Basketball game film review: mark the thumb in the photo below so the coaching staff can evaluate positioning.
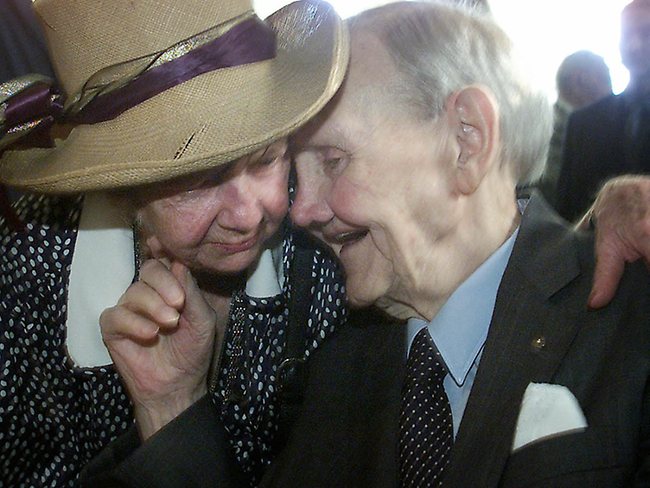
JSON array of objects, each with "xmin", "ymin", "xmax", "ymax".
[
  {"xmin": 588, "ymin": 251, "xmax": 624, "ymax": 309},
  {"xmin": 170, "ymin": 262, "xmax": 216, "ymax": 332}
]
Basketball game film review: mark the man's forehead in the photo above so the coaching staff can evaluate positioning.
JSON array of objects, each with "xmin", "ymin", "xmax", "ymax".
[
  {"xmin": 291, "ymin": 113, "xmax": 351, "ymax": 151},
  {"xmin": 291, "ymin": 30, "xmax": 398, "ymax": 151},
  {"xmin": 349, "ymin": 29, "xmax": 397, "ymax": 84}
]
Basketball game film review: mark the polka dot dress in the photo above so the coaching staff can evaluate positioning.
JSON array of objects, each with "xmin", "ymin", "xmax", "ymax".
[
  {"xmin": 0, "ymin": 194, "xmax": 133, "ymax": 487},
  {"xmin": 213, "ymin": 228, "xmax": 348, "ymax": 484},
  {"xmin": 399, "ymin": 327, "xmax": 453, "ymax": 487},
  {"xmin": 0, "ymin": 194, "xmax": 348, "ymax": 487}
]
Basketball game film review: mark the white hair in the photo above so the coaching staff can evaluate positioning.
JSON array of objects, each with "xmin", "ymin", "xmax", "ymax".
[{"xmin": 348, "ymin": 1, "xmax": 553, "ymax": 184}]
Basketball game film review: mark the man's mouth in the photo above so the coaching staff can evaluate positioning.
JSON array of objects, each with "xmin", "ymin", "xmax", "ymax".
[{"xmin": 332, "ymin": 229, "xmax": 368, "ymax": 247}]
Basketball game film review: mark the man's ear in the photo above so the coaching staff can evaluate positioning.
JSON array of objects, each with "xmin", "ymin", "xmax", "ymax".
[{"xmin": 446, "ymin": 85, "xmax": 498, "ymax": 195}]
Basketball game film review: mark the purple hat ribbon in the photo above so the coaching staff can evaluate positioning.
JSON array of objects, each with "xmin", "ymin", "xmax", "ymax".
[{"xmin": 0, "ymin": 12, "xmax": 276, "ymax": 151}]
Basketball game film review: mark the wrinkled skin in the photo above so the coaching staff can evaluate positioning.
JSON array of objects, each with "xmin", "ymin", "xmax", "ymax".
[{"xmin": 100, "ymin": 141, "xmax": 290, "ymax": 439}]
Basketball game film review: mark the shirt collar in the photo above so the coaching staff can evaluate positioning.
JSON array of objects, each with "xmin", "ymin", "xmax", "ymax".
[
  {"xmin": 67, "ymin": 193, "xmax": 136, "ymax": 367},
  {"xmin": 406, "ymin": 228, "xmax": 518, "ymax": 386},
  {"xmin": 554, "ymin": 98, "xmax": 573, "ymax": 116},
  {"xmin": 245, "ymin": 244, "xmax": 284, "ymax": 298},
  {"xmin": 67, "ymin": 193, "xmax": 284, "ymax": 367}
]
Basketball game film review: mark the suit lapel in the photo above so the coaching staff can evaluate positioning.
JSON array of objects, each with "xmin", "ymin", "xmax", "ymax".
[
  {"xmin": 351, "ymin": 312, "xmax": 405, "ymax": 488},
  {"xmin": 262, "ymin": 309, "xmax": 405, "ymax": 487},
  {"xmin": 444, "ymin": 195, "xmax": 588, "ymax": 487}
]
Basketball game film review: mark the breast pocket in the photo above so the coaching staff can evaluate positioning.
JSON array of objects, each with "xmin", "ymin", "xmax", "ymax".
[{"xmin": 499, "ymin": 428, "xmax": 635, "ymax": 487}]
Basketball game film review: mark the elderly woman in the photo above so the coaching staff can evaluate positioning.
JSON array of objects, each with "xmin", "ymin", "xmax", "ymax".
[
  {"xmin": 0, "ymin": 0, "xmax": 348, "ymax": 486},
  {"xmin": 288, "ymin": 2, "xmax": 650, "ymax": 486}
]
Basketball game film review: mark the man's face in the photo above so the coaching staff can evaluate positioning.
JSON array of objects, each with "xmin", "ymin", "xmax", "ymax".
[
  {"xmin": 291, "ymin": 32, "xmax": 458, "ymax": 309},
  {"xmin": 620, "ymin": 5, "xmax": 650, "ymax": 80}
]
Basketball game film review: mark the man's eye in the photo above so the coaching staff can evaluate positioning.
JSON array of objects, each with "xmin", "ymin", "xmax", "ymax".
[
  {"xmin": 323, "ymin": 155, "xmax": 347, "ymax": 175},
  {"xmin": 325, "ymin": 157, "xmax": 342, "ymax": 167}
]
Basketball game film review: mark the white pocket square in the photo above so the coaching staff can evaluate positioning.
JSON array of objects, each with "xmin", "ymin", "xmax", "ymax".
[{"xmin": 512, "ymin": 382, "xmax": 587, "ymax": 452}]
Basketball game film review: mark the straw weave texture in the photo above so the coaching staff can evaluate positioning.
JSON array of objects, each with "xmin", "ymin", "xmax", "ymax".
[{"xmin": 0, "ymin": 0, "xmax": 348, "ymax": 193}]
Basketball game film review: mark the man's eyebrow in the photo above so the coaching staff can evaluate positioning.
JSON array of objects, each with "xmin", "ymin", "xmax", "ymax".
[{"xmin": 290, "ymin": 126, "xmax": 352, "ymax": 152}]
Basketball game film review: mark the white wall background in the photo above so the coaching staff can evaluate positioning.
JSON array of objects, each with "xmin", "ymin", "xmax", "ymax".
[
  {"xmin": 254, "ymin": 0, "xmax": 632, "ymax": 99},
  {"xmin": 489, "ymin": 0, "xmax": 630, "ymax": 96}
]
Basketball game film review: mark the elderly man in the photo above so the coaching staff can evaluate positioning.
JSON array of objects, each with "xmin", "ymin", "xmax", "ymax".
[{"xmin": 288, "ymin": 2, "xmax": 649, "ymax": 486}]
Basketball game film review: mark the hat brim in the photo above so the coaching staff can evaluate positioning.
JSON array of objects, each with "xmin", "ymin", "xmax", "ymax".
[{"xmin": 0, "ymin": 0, "xmax": 349, "ymax": 193}]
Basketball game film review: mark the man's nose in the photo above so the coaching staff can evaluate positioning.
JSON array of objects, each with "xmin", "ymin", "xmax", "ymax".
[{"xmin": 290, "ymin": 167, "xmax": 334, "ymax": 228}]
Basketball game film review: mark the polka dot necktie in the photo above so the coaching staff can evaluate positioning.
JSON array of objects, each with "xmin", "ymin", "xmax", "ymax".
[{"xmin": 399, "ymin": 327, "xmax": 454, "ymax": 487}]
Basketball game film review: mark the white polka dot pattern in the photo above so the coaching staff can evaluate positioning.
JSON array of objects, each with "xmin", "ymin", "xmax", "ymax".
[
  {"xmin": 212, "ymin": 228, "xmax": 348, "ymax": 484},
  {"xmin": 399, "ymin": 327, "xmax": 453, "ymax": 488},
  {"xmin": 0, "ymin": 194, "xmax": 133, "ymax": 487},
  {"xmin": 0, "ymin": 194, "xmax": 348, "ymax": 487}
]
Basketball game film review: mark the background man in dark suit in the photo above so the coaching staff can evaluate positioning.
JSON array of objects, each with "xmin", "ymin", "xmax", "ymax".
[
  {"xmin": 538, "ymin": 50, "xmax": 612, "ymax": 207},
  {"xmin": 0, "ymin": 0, "xmax": 56, "ymax": 206},
  {"xmin": 556, "ymin": 0, "xmax": 650, "ymax": 221},
  {"xmin": 0, "ymin": 0, "xmax": 54, "ymax": 82},
  {"xmin": 81, "ymin": 2, "xmax": 650, "ymax": 487}
]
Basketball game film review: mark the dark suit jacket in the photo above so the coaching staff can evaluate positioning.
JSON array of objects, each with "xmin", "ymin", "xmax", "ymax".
[
  {"xmin": 556, "ymin": 92, "xmax": 649, "ymax": 221},
  {"xmin": 81, "ymin": 195, "xmax": 650, "ymax": 487},
  {"xmin": 0, "ymin": 0, "xmax": 55, "ymax": 83}
]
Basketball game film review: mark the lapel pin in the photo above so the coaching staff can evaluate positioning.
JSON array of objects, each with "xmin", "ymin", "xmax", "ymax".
[{"xmin": 531, "ymin": 336, "xmax": 546, "ymax": 351}]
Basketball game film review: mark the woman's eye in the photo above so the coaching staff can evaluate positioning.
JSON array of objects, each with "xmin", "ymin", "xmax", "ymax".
[
  {"xmin": 182, "ymin": 166, "xmax": 230, "ymax": 193},
  {"xmin": 257, "ymin": 151, "xmax": 290, "ymax": 169},
  {"xmin": 183, "ymin": 179, "xmax": 209, "ymax": 193}
]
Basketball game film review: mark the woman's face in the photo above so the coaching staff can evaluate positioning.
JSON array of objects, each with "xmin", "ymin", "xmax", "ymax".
[{"xmin": 137, "ymin": 139, "xmax": 290, "ymax": 277}]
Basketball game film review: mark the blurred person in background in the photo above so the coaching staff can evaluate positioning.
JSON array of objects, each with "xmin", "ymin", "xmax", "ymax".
[
  {"xmin": 557, "ymin": 0, "xmax": 650, "ymax": 221},
  {"xmin": 538, "ymin": 50, "xmax": 612, "ymax": 206}
]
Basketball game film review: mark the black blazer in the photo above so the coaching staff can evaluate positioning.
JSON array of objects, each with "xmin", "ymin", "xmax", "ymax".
[
  {"xmin": 556, "ymin": 92, "xmax": 649, "ymax": 221},
  {"xmin": 81, "ymin": 196, "xmax": 650, "ymax": 487},
  {"xmin": 266, "ymin": 195, "xmax": 650, "ymax": 487}
]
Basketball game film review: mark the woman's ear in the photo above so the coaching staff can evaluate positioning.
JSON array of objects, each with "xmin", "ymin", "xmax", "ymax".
[
  {"xmin": 446, "ymin": 85, "xmax": 499, "ymax": 195},
  {"xmin": 133, "ymin": 215, "xmax": 165, "ymax": 260},
  {"xmin": 142, "ymin": 234, "xmax": 165, "ymax": 260}
]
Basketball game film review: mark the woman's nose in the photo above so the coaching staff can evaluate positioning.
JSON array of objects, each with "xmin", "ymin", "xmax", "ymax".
[{"xmin": 216, "ymin": 179, "xmax": 264, "ymax": 232}]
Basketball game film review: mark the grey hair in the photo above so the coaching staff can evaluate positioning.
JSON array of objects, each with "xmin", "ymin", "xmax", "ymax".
[{"xmin": 348, "ymin": 1, "xmax": 553, "ymax": 185}]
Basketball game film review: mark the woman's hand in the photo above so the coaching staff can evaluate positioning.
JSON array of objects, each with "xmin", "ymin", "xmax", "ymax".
[{"xmin": 100, "ymin": 259, "xmax": 218, "ymax": 440}]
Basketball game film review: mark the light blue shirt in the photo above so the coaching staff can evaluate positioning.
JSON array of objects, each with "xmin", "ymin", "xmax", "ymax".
[{"xmin": 406, "ymin": 229, "xmax": 519, "ymax": 437}]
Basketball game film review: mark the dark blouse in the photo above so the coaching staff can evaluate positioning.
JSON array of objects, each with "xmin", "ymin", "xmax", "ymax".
[
  {"xmin": 0, "ymin": 194, "xmax": 132, "ymax": 487},
  {"xmin": 0, "ymin": 193, "xmax": 347, "ymax": 487}
]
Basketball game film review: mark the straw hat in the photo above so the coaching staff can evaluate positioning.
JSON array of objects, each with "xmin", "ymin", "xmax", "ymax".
[{"xmin": 0, "ymin": 0, "xmax": 348, "ymax": 193}]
